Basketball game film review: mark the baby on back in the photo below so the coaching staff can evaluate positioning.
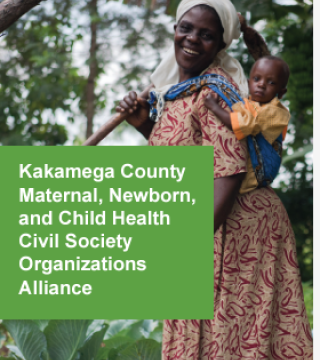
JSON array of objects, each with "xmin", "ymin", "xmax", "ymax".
[{"xmin": 204, "ymin": 56, "xmax": 290, "ymax": 193}]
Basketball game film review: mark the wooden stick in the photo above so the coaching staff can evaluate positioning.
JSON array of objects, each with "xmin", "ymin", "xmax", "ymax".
[
  {"xmin": 82, "ymin": 112, "xmax": 127, "ymax": 146},
  {"xmin": 82, "ymin": 84, "xmax": 154, "ymax": 146}
]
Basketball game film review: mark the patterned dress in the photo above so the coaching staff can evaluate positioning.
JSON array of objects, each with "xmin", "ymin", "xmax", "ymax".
[{"xmin": 148, "ymin": 66, "xmax": 313, "ymax": 360}]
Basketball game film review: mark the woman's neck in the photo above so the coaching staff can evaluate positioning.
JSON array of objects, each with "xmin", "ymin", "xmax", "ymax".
[
  {"xmin": 178, "ymin": 68, "xmax": 201, "ymax": 82},
  {"xmin": 178, "ymin": 62, "xmax": 217, "ymax": 82}
]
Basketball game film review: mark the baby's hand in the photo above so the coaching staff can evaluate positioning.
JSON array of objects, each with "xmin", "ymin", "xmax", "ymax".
[
  {"xmin": 204, "ymin": 93, "xmax": 220, "ymax": 112},
  {"xmin": 204, "ymin": 92, "xmax": 231, "ymax": 129}
]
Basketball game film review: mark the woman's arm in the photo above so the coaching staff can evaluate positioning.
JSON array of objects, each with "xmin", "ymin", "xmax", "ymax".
[{"xmin": 214, "ymin": 173, "xmax": 245, "ymax": 233}]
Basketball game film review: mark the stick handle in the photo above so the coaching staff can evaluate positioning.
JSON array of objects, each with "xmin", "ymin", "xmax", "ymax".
[{"xmin": 82, "ymin": 112, "xmax": 127, "ymax": 146}]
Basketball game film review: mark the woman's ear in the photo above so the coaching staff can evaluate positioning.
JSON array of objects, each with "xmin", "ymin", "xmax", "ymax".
[{"xmin": 277, "ymin": 88, "xmax": 287, "ymax": 99}]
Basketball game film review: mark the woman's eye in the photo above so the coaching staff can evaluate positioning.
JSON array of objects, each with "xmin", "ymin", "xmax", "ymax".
[
  {"xmin": 201, "ymin": 33, "xmax": 213, "ymax": 40},
  {"xmin": 179, "ymin": 25, "xmax": 190, "ymax": 31}
]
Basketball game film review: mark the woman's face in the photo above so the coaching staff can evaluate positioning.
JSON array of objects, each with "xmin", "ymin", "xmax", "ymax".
[{"xmin": 174, "ymin": 6, "xmax": 224, "ymax": 82}]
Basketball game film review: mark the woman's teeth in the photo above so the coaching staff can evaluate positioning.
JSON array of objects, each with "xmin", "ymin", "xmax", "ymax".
[{"xmin": 183, "ymin": 47, "xmax": 199, "ymax": 55}]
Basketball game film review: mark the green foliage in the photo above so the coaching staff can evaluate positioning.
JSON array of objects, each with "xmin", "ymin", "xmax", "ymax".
[
  {"xmin": 111, "ymin": 339, "xmax": 161, "ymax": 360},
  {"xmin": 0, "ymin": 0, "xmax": 87, "ymax": 145},
  {"xmin": 1, "ymin": 320, "xmax": 163, "ymax": 360},
  {"xmin": 1, "ymin": 1, "xmax": 173, "ymax": 143},
  {"xmin": 79, "ymin": 325, "xmax": 108, "ymax": 360},
  {"xmin": 302, "ymin": 282, "xmax": 313, "ymax": 329},
  {"xmin": 44, "ymin": 320, "xmax": 92, "ymax": 360},
  {"xmin": 3, "ymin": 320, "xmax": 48, "ymax": 360}
]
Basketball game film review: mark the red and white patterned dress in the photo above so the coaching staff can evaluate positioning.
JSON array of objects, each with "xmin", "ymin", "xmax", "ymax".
[{"xmin": 148, "ymin": 66, "xmax": 313, "ymax": 360}]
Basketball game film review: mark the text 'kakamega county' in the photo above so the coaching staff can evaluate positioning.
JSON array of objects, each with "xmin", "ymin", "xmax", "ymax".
[{"xmin": 19, "ymin": 163, "xmax": 186, "ymax": 182}]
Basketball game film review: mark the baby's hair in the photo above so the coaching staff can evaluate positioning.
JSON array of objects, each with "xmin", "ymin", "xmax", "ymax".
[{"xmin": 258, "ymin": 55, "xmax": 290, "ymax": 88}]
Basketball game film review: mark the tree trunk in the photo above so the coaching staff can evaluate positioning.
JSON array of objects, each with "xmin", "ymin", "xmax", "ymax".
[
  {"xmin": 165, "ymin": 0, "xmax": 170, "ymax": 14},
  {"xmin": 0, "ymin": 0, "xmax": 45, "ymax": 33},
  {"xmin": 150, "ymin": 0, "xmax": 157, "ymax": 11},
  {"xmin": 85, "ymin": 0, "xmax": 98, "ymax": 139}
]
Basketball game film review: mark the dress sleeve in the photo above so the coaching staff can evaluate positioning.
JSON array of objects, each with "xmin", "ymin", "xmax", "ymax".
[{"xmin": 196, "ymin": 87, "xmax": 248, "ymax": 179}]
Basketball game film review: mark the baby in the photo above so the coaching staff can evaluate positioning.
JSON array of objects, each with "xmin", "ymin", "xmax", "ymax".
[{"xmin": 204, "ymin": 55, "xmax": 291, "ymax": 194}]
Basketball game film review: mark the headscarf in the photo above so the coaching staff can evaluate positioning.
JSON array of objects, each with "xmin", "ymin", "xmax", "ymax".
[{"xmin": 150, "ymin": 0, "xmax": 249, "ymax": 105}]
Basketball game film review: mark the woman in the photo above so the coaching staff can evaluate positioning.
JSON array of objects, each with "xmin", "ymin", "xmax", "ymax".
[{"xmin": 117, "ymin": 0, "xmax": 313, "ymax": 358}]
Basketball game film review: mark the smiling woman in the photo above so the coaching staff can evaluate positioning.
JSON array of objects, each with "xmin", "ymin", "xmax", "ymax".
[{"xmin": 116, "ymin": 0, "xmax": 313, "ymax": 358}]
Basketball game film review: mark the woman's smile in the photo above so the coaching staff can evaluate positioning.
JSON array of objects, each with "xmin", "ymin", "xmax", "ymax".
[{"xmin": 182, "ymin": 47, "xmax": 200, "ymax": 55}]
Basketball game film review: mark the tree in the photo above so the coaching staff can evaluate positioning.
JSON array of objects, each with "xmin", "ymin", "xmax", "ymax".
[
  {"xmin": 0, "ymin": 0, "xmax": 172, "ymax": 143},
  {"xmin": 0, "ymin": 0, "xmax": 46, "ymax": 33},
  {"xmin": 0, "ymin": 0, "xmax": 84, "ymax": 145}
]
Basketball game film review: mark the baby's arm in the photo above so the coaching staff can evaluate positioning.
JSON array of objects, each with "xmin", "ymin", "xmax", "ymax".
[
  {"xmin": 206, "ymin": 95, "xmax": 290, "ymax": 144},
  {"xmin": 204, "ymin": 93, "xmax": 258, "ymax": 141},
  {"xmin": 204, "ymin": 93, "xmax": 232, "ymax": 130}
]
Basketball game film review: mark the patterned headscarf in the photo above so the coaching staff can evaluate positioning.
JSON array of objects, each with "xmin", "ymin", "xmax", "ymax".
[{"xmin": 150, "ymin": 0, "xmax": 249, "ymax": 107}]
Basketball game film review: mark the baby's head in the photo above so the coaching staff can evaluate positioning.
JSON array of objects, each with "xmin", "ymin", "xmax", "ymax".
[{"xmin": 248, "ymin": 56, "xmax": 290, "ymax": 103}]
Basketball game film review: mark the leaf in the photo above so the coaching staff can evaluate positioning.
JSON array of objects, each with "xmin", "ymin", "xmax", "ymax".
[
  {"xmin": 5, "ymin": 345, "xmax": 24, "ymax": 360},
  {"xmin": 3, "ymin": 320, "xmax": 48, "ymax": 360},
  {"xmin": 102, "ymin": 336, "xmax": 135, "ymax": 352},
  {"xmin": 96, "ymin": 337, "xmax": 134, "ymax": 360},
  {"xmin": 78, "ymin": 325, "xmax": 108, "ymax": 360},
  {"xmin": 44, "ymin": 320, "xmax": 92, "ymax": 360},
  {"xmin": 86, "ymin": 320, "xmax": 106, "ymax": 337},
  {"xmin": 105, "ymin": 320, "xmax": 137, "ymax": 339},
  {"xmin": 33, "ymin": 320, "xmax": 50, "ymax": 332},
  {"xmin": 115, "ymin": 339, "xmax": 161, "ymax": 360},
  {"xmin": 126, "ymin": 320, "xmax": 158, "ymax": 340},
  {"xmin": 95, "ymin": 348, "xmax": 110, "ymax": 360},
  {"xmin": 125, "ymin": 320, "xmax": 145, "ymax": 340},
  {"xmin": 0, "ymin": 357, "xmax": 16, "ymax": 360},
  {"xmin": 148, "ymin": 322, "xmax": 163, "ymax": 343}
]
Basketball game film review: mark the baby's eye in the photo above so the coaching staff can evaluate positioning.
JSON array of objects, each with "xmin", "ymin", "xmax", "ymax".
[
  {"xmin": 268, "ymin": 80, "xmax": 275, "ymax": 85},
  {"xmin": 253, "ymin": 76, "xmax": 259, "ymax": 81}
]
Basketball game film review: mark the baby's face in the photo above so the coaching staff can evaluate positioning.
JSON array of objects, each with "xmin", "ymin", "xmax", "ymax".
[{"xmin": 248, "ymin": 59, "xmax": 287, "ymax": 103}]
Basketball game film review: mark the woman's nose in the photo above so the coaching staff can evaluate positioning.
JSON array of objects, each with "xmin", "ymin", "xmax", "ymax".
[{"xmin": 186, "ymin": 31, "xmax": 200, "ymax": 43}]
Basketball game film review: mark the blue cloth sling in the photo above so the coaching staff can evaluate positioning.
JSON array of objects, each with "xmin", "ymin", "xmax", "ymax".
[{"xmin": 148, "ymin": 73, "xmax": 283, "ymax": 187}]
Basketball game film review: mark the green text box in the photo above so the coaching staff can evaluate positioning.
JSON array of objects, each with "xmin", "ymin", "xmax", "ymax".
[{"xmin": 0, "ymin": 146, "xmax": 213, "ymax": 319}]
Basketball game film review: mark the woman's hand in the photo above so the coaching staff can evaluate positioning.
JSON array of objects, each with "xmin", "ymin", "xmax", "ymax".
[
  {"xmin": 116, "ymin": 89, "xmax": 155, "ymax": 140},
  {"xmin": 116, "ymin": 91, "xmax": 150, "ymax": 129}
]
